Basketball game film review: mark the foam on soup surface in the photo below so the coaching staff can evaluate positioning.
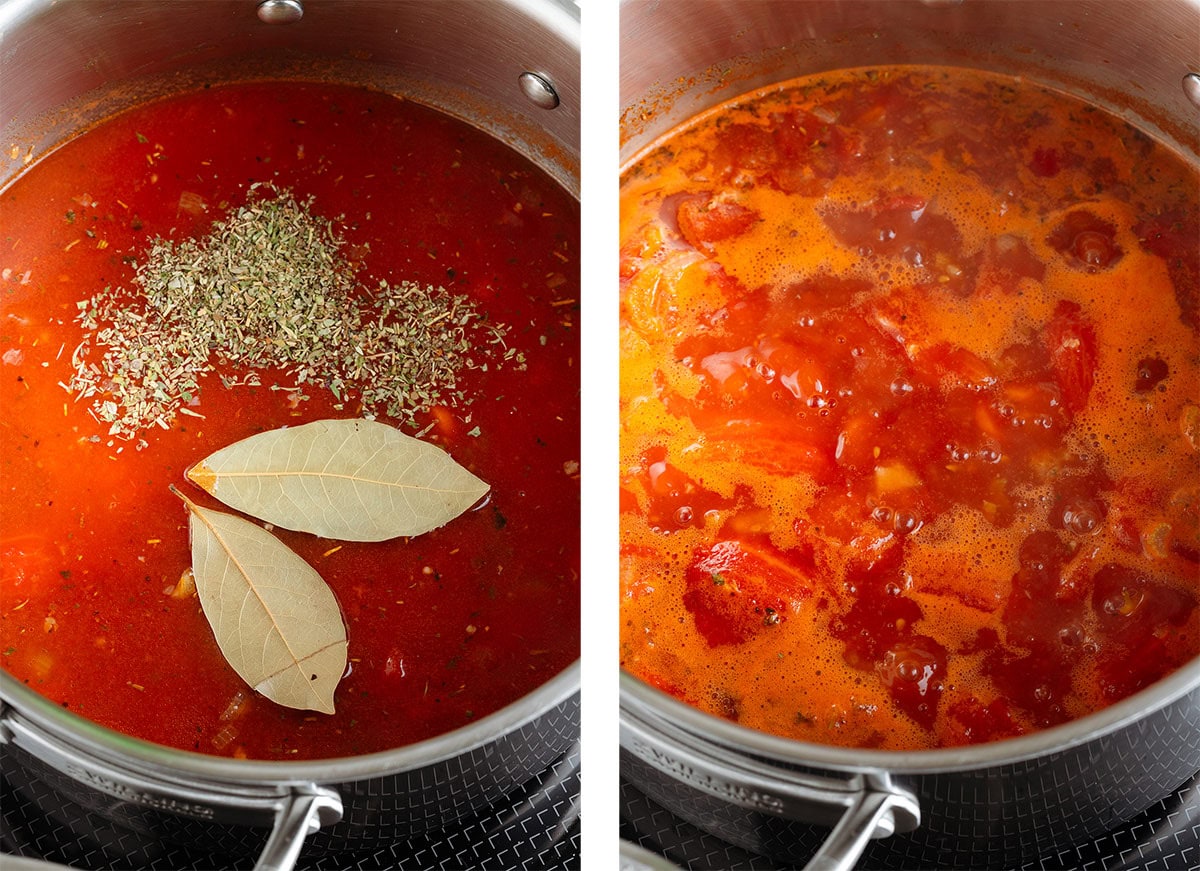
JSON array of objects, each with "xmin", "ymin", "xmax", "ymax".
[{"xmin": 619, "ymin": 66, "xmax": 1198, "ymax": 749}]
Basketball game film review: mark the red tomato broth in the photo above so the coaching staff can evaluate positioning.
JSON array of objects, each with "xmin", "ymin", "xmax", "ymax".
[
  {"xmin": 1, "ymin": 80, "xmax": 580, "ymax": 759},
  {"xmin": 619, "ymin": 67, "xmax": 1199, "ymax": 750}
]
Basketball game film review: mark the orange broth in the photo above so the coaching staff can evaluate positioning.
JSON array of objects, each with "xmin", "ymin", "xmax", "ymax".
[
  {"xmin": 1, "ymin": 80, "xmax": 580, "ymax": 760},
  {"xmin": 619, "ymin": 67, "xmax": 1199, "ymax": 749}
]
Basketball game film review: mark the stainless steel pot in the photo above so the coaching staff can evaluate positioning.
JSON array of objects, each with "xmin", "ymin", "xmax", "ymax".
[
  {"xmin": 0, "ymin": 1, "xmax": 580, "ymax": 869},
  {"xmin": 619, "ymin": 2, "xmax": 1200, "ymax": 869}
]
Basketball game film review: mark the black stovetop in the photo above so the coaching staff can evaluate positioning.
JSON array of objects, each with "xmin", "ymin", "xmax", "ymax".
[
  {"xmin": 1, "ymin": 740, "xmax": 580, "ymax": 871},
  {"xmin": 620, "ymin": 768, "xmax": 1200, "ymax": 870}
]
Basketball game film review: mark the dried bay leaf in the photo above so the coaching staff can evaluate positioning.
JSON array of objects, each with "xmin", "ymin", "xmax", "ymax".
[
  {"xmin": 172, "ymin": 486, "xmax": 347, "ymax": 714},
  {"xmin": 187, "ymin": 418, "xmax": 489, "ymax": 541}
]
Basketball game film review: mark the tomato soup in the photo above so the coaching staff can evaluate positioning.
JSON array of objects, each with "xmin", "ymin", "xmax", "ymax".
[
  {"xmin": 1, "ymin": 80, "xmax": 580, "ymax": 760},
  {"xmin": 619, "ymin": 67, "xmax": 1199, "ymax": 749}
]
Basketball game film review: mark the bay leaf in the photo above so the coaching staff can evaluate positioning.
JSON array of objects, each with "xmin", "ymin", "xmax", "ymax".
[
  {"xmin": 173, "ymin": 486, "xmax": 347, "ymax": 714},
  {"xmin": 187, "ymin": 418, "xmax": 489, "ymax": 541}
]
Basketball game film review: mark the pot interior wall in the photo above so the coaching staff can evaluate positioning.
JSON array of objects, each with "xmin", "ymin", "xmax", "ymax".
[
  {"xmin": 1, "ymin": 0, "xmax": 580, "ymax": 196},
  {"xmin": 620, "ymin": 0, "xmax": 1199, "ymax": 168}
]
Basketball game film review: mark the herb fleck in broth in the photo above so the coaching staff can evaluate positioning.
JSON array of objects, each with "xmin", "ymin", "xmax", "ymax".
[{"xmin": 0, "ymin": 80, "xmax": 580, "ymax": 759}]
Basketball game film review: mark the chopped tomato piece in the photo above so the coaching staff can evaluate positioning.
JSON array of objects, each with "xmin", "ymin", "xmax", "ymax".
[
  {"xmin": 1133, "ymin": 356, "xmax": 1169, "ymax": 393},
  {"xmin": 1044, "ymin": 300, "xmax": 1098, "ymax": 417},
  {"xmin": 831, "ymin": 547, "xmax": 923, "ymax": 669},
  {"xmin": 682, "ymin": 539, "xmax": 812, "ymax": 647},
  {"xmin": 633, "ymin": 446, "xmax": 730, "ymax": 532},
  {"xmin": 638, "ymin": 671, "xmax": 691, "ymax": 702},
  {"xmin": 1091, "ymin": 563, "xmax": 1197, "ymax": 646},
  {"xmin": 676, "ymin": 197, "xmax": 759, "ymax": 256},
  {"xmin": 917, "ymin": 343, "xmax": 997, "ymax": 390},
  {"xmin": 1090, "ymin": 561, "xmax": 1198, "ymax": 700},
  {"xmin": 618, "ymin": 486, "xmax": 640, "ymax": 515},
  {"xmin": 983, "ymin": 647, "xmax": 1074, "ymax": 729}
]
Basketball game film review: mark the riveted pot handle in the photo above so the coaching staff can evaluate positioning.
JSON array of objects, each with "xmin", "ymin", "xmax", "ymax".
[
  {"xmin": 805, "ymin": 788, "xmax": 910, "ymax": 871},
  {"xmin": 621, "ymin": 703, "xmax": 920, "ymax": 870},
  {"xmin": 254, "ymin": 785, "xmax": 344, "ymax": 871}
]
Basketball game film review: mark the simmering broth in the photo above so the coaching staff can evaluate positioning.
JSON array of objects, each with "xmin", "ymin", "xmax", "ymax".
[
  {"xmin": 2, "ymin": 80, "xmax": 580, "ymax": 760},
  {"xmin": 619, "ymin": 66, "xmax": 1198, "ymax": 749}
]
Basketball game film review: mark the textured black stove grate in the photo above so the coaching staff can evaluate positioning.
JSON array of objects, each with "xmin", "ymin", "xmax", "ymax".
[
  {"xmin": 0, "ymin": 741, "xmax": 579, "ymax": 871},
  {"xmin": 620, "ymin": 769, "xmax": 1200, "ymax": 871}
]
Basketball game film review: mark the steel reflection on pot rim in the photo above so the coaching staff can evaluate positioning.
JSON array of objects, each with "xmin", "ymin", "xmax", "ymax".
[
  {"xmin": 621, "ymin": 655, "xmax": 1200, "ymax": 774},
  {"xmin": 1, "ymin": 660, "xmax": 580, "ymax": 786},
  {"xmin": 1, "ymin": 661, "xmax": 580, "ymax": 871},
  {"xmin": 618, "ymin": 0, "xmax": 1200, "ymax": 174},
  {"xmin": 620, "ymin": 658, "xmax": 1200, "ymax": 871},
  {"xmin": 0, "ymin": 0, "xmax": 583, "ymax": 197}
]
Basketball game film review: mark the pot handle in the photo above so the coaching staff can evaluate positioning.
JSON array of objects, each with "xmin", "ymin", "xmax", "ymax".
[
  {"xmin": 0, "ymin": 701, "xmax": 342, "ymax": 871},
  {"xmin": 804, "ymin": 787, "xmax": 912, "ymax": 871},
  {"xmin": 621, "ymin": 703, "xmax": 920, "ymax": 871},
  {"xmin": 255, "ymin": 785, "xmax": 344, "ymax": 871}
]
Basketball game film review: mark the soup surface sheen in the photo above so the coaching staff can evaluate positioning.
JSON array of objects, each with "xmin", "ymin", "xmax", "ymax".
[
  {"xmin": 619, "ymin": 67, "xmax": 1199, "ymax": 749},
  {"xmin": 1, "ymin": 80, "xmax": 580, "ymax": 760}
]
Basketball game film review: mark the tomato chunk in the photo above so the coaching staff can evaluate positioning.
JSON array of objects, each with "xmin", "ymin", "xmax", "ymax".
[
  {"xmin": 1043, "ymin": 300, "xmax": 1098, "ymax": 417},
  {"xmin": 682, "ymin": 539, "xmax": 811, "ymax": 647},
  {"xmin": 676, "ymin": 197, "xmax": 759, "ymax": 256}
]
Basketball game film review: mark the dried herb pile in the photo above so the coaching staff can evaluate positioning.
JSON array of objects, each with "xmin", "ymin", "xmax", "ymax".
[{"xmin": 67, "ymin": 184, "xmax": 522, "ymax": 440}]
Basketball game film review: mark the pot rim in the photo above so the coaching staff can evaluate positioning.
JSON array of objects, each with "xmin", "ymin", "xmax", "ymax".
[
  {"xmin": 1, "ymin": 0, "xmax": 582, "ymax": 195},
  {"xmin": 621, "ymin": 653, "xmax": 1200, "ymax": 773},
  {"xmin": 2, "ymin": 658, "xmax": 579, "ymax": 784}
]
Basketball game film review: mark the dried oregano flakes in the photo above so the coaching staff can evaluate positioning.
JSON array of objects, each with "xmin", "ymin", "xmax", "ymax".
[{"xmin": 66, "ymin": 183, "xmax": 524, "ymax": 441}]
